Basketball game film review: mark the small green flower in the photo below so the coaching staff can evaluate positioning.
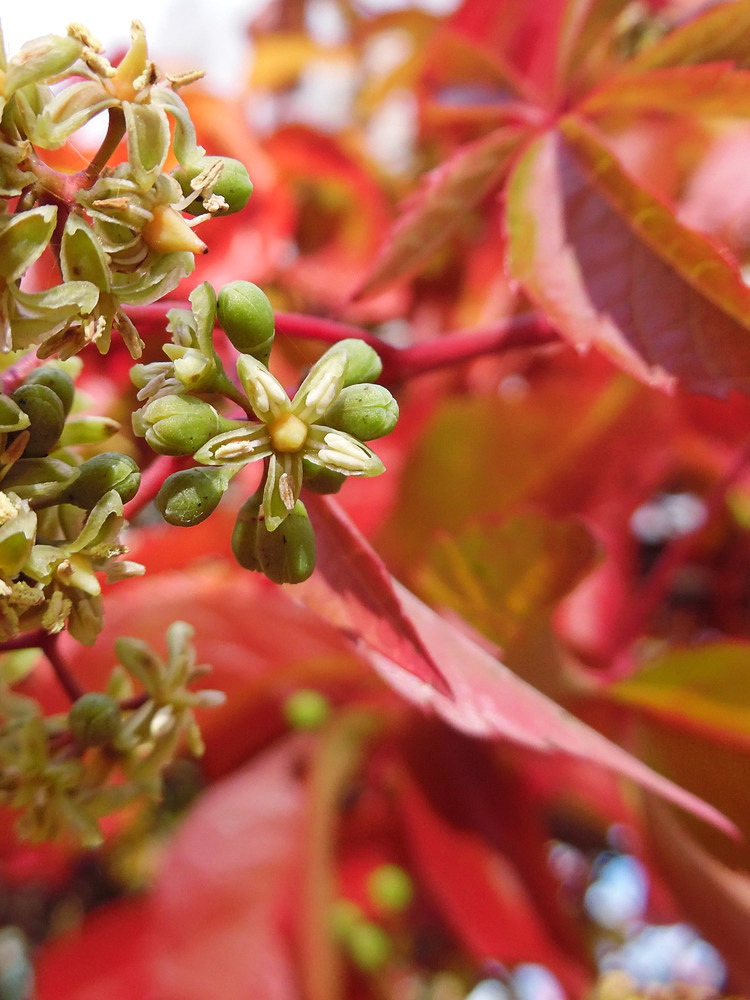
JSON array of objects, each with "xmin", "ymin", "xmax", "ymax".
[{"xmin": 195, "ymin": 346, "xmax": 386, "ymax": 531}]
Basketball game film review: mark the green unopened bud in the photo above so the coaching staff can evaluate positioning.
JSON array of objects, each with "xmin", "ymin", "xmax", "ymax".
[
  {"xmin": 60, "ymin": 453, "xmax": 140, "ymax": 509},
  {"xmin": 367, "ymin": 864, "xmax": 413, "ymax": 913},
  {"xmin": 174, "ymin": 156, "xmax": 253, "ymax": 216},
  {"xmin": 69, "ymin": 692, "xmax": 121, "ymax": 747},
  {"xmin": 346, "ymin": 921, "xmax": 391, "ymax": 972},
  {"xmin": 217, "ymin": 281, "xmax": 274, "ymax": 364},
  {"xmin": 283, "ymin": 689, "xmax": 330, "ymax": 730},
  {"xmin": 58, "ymin": 416, "xmax": 120, "ymax": 448},
  {"xmin": 302, "ymin": 459, "xmax": 345, "ymax": 495},
  {"xmin": 0, "ymin": 394, "xmax": 31, "ymax": 434},
  {"xmin": 139, "ymin": 395, "xmax": 232, "ymax": 456},
  {"xmin": 23, "ymin": 366, "xmax": 75, "ymax": 416},
  {"xmin": 256, "ymin": 500, "xmax": 316, "ymax": 584},
  {"xmin": 324, "ymin": 384, "xmax": 398, "ymax": 441},
  {"xmin": 231, "ymin": 490, "xmax": 263, "ymax": 571},
  {"xmin": 1, "ymin": 457, "xmax": 77, "ymax": 503},
  {"xmin": 156, "ymin": 466, "xmax": 232, "ymax": 527},
  {"xmin": 11, "ymin": 384, "xmax": 65, "ymax": 456},
  {"xmin": 334, "ymin": 339, "xmax": 383, "ymax": 387}
]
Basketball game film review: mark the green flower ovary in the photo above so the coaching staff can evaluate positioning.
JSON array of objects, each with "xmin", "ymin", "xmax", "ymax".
[{"xmin": 194, "ymin": 347, "xmax": 385, "ymax": 531}]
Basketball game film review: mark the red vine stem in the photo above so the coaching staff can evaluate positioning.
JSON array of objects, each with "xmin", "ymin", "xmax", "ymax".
[
  {"xmin": 606, "ymin": 434, "xmax": 750, "ymax": 678},
  {"xmin": 40, "ymin": 632, "xmax": 84, "ymax": 703},
  {"xmin": 125, "ymin": 303, "xmax": 559, "ymax": 381}
]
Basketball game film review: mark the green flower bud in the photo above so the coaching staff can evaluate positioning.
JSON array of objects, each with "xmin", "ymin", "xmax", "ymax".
[
  {"xmin": 346, "ymin": 921, "xmax": 391, "ymax": 972},
  {"xmin": 367, "ymin": 864, "xmax": 414, "ymax": 913},
  {"xmin": 156, "ymin": 467, "xmax": 231, "ymax": 527},
  {"xmin": 68, "ymin": 692, "xmax": 121, "ymax": 747},
  {"xmin": 1, "ymin": 457, "xmax": 77, "ymax": 503},
  {"xmin": 10, "ymin": 384, "xmax": 65, "ymax": 457},
  {"xmin": 334, "ymin": 339, "xmax": 383, "ymax": 387},
  {"xmin": 217, "ymin": 281, "xmax": 274, "ymax": 364},
  {"xmin": 283, "ymin": 689, "xmax": 331, "ymax": 730},
  {"xmin": 302, "ymin": 458, "xmax": 345, "ymax": 495},
  {"xmin": 23, "ymin": 366, "xmax": 75, "ymax": 416},
  {"xmin": 256, "ymin": 500, "xmax": 316, "ymax": 584},
  {"xmin": 139, "ymin": 395, "xmax": 231, "ymax": 456},
  {"xmin": 58, "ymin": 416, "xmax": 120, "ymax": 448},
  {"xmin": 323, "ymin": 384, "xmax": 398, "ymax": 441},
  {"xmin": 0, "ymin": 394, "xmax": 31, "ymax": 434},
  {"xmin": 231, "ymin": 490, "xmax": 263, "ymax": 571},
  {"xmin": 59, "ymin": 453, "xmax": 140, "ymax": 509},
  {"xmin": 174, "ymin": 156, "xmax": 253, "ymax": 216}
]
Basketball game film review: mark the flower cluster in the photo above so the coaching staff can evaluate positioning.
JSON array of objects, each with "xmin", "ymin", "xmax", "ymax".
[
  {"xmin": 0, "ymin": 622, "xmax": 223, "ymax": 847},
  {"xmin": 132, "ymin": 280, "xmax": 399, "ymax": 582},
  {"xmin": 0, "ymin": 366, "xmax": 142, "ymax": 644},
  {"xmin": 0, "ymin": 19, "xmax": 251, "ymax": 359}
]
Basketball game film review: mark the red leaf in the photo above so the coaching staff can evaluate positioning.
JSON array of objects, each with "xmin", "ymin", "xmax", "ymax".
[
  {"xmin": 355, "ymin": 126, "xmax": 526, "ymax": 297},
  {"xmin": 150, "ymin": 736, "xmax": 309, "ymax": 1000},
  {"xmin": 372, "ymin": 582, "xmax": 737, "ymax": 836},
  {"xmin": 581, "ymin": 64, "xmax": 750, "ymax": 120},
  {"xmin": 645, "ymin": 797, "xmax": 750, "ymax": 993},
  {"xmin": 506, "ymin": 117, "xmax": 750, "ymax": 394},
  {"xmin": 299, "ymin": 497, "xmax": 735, "ymax": 834},
  {"xmin": 298, "ymin": 495, "xmax": 450, "ymax": 695}
]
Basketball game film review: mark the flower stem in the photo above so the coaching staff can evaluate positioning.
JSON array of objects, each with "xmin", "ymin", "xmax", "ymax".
[
  {"xmin": 40, "ymin": 633, "xmax": 84, "ymax": 702},
  {"xmin": 83, "ymin": 107, "xmax": 126, "ymax": 186}
]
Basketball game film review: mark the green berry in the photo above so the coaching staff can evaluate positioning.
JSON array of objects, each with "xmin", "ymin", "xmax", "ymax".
[
  {"xmin": 346, "ymin": 921, "xmax": 391, "ymax": 972},
  {"xmin": 335, "ymin": 339, "xmax": 383, "ymax": 387},
  {"xmin": 69, "ymin": 693, "xmax": 121, "ymax": 747},
  {"xmin": 156, "ymin": 467, "xmax": 231, "ymax": 527},
  {"xmin": 174, "ymin": 156, "xmax": 253, "ymax": 216},
  {"xmin": 11, "ymin": 383, "xmax": 65, "ymax": 457},
  {"xmin": 302, "ymin": 459, "xmax": 345, "ymax": 495},
  {"xmin": 0, "ymin": 394, "xmax": 30, "ymax": 434},
  {"xmin": 60, "ymin": 453, "xmax": 140, "ymax": 508},
  {"xmin": 24, "ymin": 366, "xmax": 75, "ymax": 416},
  {"xmin": 367, "ymin": 864, "xmax": 414, "ymax": 913},
  {"xmin": 139, "ymin": 395, "xmax": 228, "ymax": 456},
  {"xmin": 283, "ymin": 689, "xmax": 330, "ymax": 730},
  {"xmin": 323, "ymin": 384, "xmax": 398, "ymax": 441},
  {"xmin": 217, "ymin": 281, "xmax": 275, "ymax": 364},
  {"xmin": 231, "ymin": 491, "xmax": 263, "ymax": 571},
  {"xmin": 256, "ymin": 500, "xmax": 316, "ymax": 584}
]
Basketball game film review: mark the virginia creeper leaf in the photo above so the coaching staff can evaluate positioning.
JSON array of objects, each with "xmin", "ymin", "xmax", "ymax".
[
  {"xmin": 581, "ymin": 64, "xmax": 750, "ymax": 120},
  {"xmin": 506, "ymin": 116, "xmax": 750, "ymax": 394},
  {"xmin": 356, "ymin": 126, "xmax": 526, "ymax": 296},
  {"xmin": 371, "ymin": 581, "xmax": 736, "ymax": 835},
  {"xmin": 627, "ymin": 1, "xmax": 750, "ymax": 72},
  {"xmin": 644, "ymin": 796, "xmax": 750, "ymax": 993},
  {"xmin": 417, "ymin": 512, "xmax": 598, "ymax": 648},
  {"xmin": 612, "ymin": 642, "xmax": 750, "ymax": 748},
  {"xmin": 299, "ymin": 494, "xmax": 451, "ymax": 695}
]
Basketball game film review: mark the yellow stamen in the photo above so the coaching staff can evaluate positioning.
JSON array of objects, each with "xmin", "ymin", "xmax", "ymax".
[{"xmin": 269, "ymin": 413, "xmax": 308, "ymax": 453}]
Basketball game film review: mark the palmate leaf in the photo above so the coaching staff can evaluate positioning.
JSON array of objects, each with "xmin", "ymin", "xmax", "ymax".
[
  {"xmin": 298, "ymin": 497, "xmax": 735, "ymax": 836},
  {"xmin": 506, "ymin": 115, "xmax": 750, "ymax": 395}
]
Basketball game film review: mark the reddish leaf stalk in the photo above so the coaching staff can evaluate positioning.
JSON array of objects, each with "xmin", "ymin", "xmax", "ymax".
[
  {"xmin": 0, "ymin": 628, "xmax": 48, "ymax": 653},
  {"xmin": 126, "ymin": 302, "xmax": 559, "ymax": 381},
  {"xmin": 607, "ymin": 434, "xmax": 750, "ymax": 676}
]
